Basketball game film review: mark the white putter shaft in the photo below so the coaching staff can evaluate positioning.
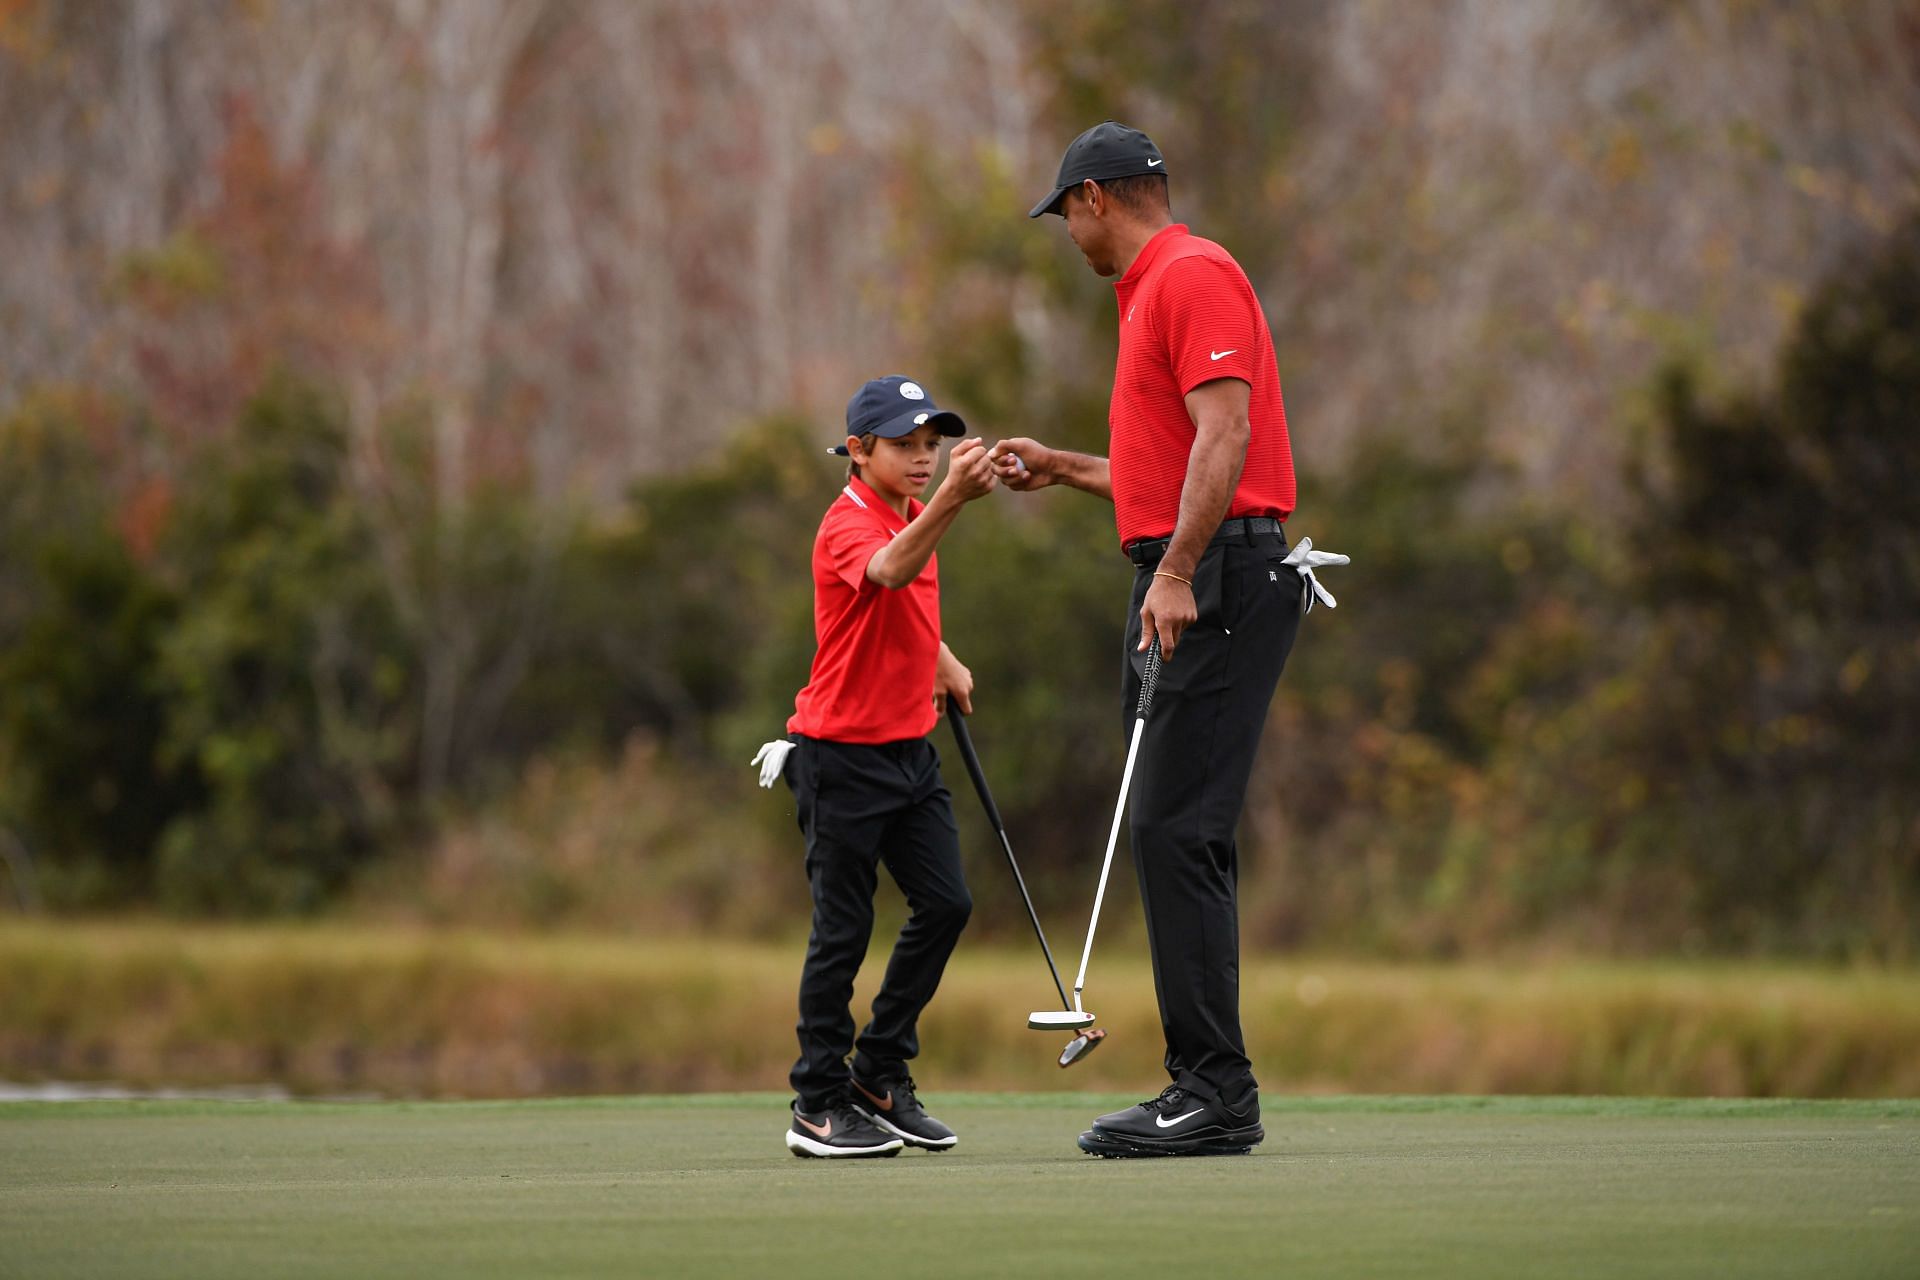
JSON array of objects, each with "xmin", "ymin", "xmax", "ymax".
[{"xmin": 1028, "ymin": 638, "xmax": 1161, "ymax": 1031}]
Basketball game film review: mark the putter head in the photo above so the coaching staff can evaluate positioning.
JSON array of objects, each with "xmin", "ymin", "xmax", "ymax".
[
  {"xmin": 1028, "ymin": 1009, "xmax": 1097, "ymax": 1031},
  {"xmin": 1057, "ymin": 1027, "xmax": 1107, "ymax": 1069}
]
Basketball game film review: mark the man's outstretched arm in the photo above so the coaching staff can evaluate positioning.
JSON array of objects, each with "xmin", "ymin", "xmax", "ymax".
[{"xmin": 988, "ymin": 438, "xmax": 1112, "ymax": 502}]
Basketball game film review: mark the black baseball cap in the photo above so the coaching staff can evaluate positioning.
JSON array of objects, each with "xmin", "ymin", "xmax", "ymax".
[
  {"xmin": 1028, "ymin": 120, "xmax": 1167, "ymax": 218},
  {"xmin": 830, "ymin": 375, "xmax": 967, "ymax": 456}
]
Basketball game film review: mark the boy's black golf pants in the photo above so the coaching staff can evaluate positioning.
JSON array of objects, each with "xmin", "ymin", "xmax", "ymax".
[
  {"xmin": 784, "ymin": 735, "xmax": 971, "ymax": 1112},
  {"xmin": 1124, "ymin": 525, "xmax": 1301, "ymax": 1105}
]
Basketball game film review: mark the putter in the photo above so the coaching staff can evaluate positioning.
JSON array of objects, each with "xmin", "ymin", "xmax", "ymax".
[
  {"xmin": 1034, "ymin": 636, "xmax": 1163, "ymax": 1037},
  {"xmin": 946, "ymin": 701, "xmax": 1105, "ymax": 1068}
]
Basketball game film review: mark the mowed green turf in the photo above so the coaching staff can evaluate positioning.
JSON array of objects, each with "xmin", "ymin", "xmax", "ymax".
[{"xmin": 3, "ymin": 1094, "xmax": 1916, "ymax": 1279}]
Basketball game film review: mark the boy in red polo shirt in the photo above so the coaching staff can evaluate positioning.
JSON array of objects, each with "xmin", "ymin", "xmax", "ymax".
[{"xmin": 752, "ymin": 375, "xmax": 997, "ymax": 1158}]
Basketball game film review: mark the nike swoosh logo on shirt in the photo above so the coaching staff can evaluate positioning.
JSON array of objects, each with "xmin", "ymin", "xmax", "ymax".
[
  {"xmin": 1210, "ymin": 349, "xmax": 1237, "ymax": 361},
  {"xmin": 1155, "ymin": 1108, "xmax": 1208, "ymax": 1129}
]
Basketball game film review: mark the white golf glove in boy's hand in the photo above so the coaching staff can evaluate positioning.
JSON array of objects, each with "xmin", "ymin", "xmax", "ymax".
[
  {"xmin": 1281, "ymin": 537, "xmax": 1350, "ymax": 614},
  {"xmin": 751, "ymin": 739, "xmax": 796, "ymax": 789}
]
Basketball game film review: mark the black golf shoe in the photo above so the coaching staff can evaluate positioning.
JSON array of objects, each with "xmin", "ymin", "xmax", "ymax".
[
  {"xmin": 1077, "ymin": 1083, "xmax": 1263, "ymax": 1158},
  {"xmin": 784, "ymin": 1097, "xmax": 904, "ymax": 1159},
  {"xmin": 849, "ymin": 1073, "xmax": 958, "ymax": 1151}
]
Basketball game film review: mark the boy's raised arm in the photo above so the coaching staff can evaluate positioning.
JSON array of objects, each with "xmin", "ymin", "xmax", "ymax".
[{"xmin": 865, "ymin": 437, "xmax": 997, "ymax": 589}]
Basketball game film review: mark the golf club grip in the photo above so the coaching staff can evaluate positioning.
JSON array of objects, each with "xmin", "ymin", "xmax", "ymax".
[
  {"xmin": 945, "ymin": 702, "xmax": 1005, "ymax": 832},
  {"xmin": 1134, "ymin": 636, "xmax": 1162, "ymax": 720}
]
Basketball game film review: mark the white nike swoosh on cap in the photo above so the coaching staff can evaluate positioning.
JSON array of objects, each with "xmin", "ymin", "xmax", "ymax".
[
  {"xmin": 1210, "ymin": 349, "xmax": 1237, "ymax": 360},
  {"xmin": 1147, "ymin": 158, "xmax": 1162, "ymax": 167},
  {"xmin": 1155, "ymin": 1108, "xmax": 1207, "ymax": 1129}
]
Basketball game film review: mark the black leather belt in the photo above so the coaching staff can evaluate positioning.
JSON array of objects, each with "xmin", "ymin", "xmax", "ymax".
[{"xmin": 1126, "ymin": 517, "xmax": 1286, "ymax": 566}]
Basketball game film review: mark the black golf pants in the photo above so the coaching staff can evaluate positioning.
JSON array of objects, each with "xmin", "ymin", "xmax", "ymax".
[
  {"xmin": 1124, "ymin": 527, "xmax": 1301, "ymax": 1103},
  {"xmin": 785, "ymin": 735, "xmax": 971, "ymax": 1111}
]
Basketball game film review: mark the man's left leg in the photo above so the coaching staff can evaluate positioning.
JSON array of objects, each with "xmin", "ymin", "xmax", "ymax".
[{"xmin": 1083, "ymin": 534, "xmax": 1299, "ymax": 1155}]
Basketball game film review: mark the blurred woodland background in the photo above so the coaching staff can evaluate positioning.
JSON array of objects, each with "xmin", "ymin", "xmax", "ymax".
[{"xmin": 3, "ymin": 0, "xmax": 1917, "ymax": 962}]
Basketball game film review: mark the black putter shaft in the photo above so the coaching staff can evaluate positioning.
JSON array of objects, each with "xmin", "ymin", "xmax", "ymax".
[{"xmin": 946, "ymin": 701, "xmax": 1072, "ymax": 1010}]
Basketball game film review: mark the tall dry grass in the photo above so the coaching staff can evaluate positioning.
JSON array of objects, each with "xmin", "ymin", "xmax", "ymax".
[{"xmin": 3, "ymin": 921, "xmax": 1915, "ymax": 1099}]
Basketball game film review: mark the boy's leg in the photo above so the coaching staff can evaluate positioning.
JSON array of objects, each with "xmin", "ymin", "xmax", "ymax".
[
  {"xmin": 788, "ymin": 737, "xmax": 898, "ymax": 1110},
  {"xmin": 851, "ymin": 740, "xmax": 972, "ymax": 1081}
]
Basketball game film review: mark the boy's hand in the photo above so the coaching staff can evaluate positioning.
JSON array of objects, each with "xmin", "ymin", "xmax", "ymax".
[
  {"xmin": 989, "ymin": 438, "xmax": 1054, "ymax": 491},
  {"xmin": 933, "ymin": 642, "xmax": 974, "ymax": 715},
  {"xmin": 940, "ymin": 438, "xmax": 997, "ymax": 503}
]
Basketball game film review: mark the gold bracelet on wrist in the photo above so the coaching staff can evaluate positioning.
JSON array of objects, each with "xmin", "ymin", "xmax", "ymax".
[{"xmin": 1152, "ymin": 569, "xmax": 1193, "ymax": 587}]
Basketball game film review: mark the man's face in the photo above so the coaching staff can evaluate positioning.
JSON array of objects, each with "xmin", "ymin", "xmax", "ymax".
[
  {"xmin": 849, "ymin": 423, "xmax": 943, "ymax": 504},
  {"xmin": 1061, "ymin": 183, "xmax": 1119, "ymax": 277}
]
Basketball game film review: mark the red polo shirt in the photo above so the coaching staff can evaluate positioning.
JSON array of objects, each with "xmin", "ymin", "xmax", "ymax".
[
  {"xmin": 787, "ymin": 477, "xmax": 941, "ymax": 743},
  {"xmin": 1109, "ymin": 223, "xmax": 1295, "ymax": 548}
]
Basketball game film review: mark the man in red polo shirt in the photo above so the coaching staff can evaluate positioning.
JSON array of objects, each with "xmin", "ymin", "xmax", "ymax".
[
  {"xmin": 995, "ymin": 121, "xmax": 1316, "ymax": 1158},
  {"xmin": 755, "ymin": 375, "xmax": 997, "ymax": 1159}
]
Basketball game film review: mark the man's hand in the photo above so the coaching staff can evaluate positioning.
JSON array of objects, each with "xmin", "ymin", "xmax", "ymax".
[
  {"xmin": 990, "ymin": 438, "xmax": 1113, "ymax": 501},
  {"xmin": 989, "ymin": 438, "xmax": 1055, "ymax": 491},
  {"xmin": 938, "ymin": 438, "xmax": 997, "ymax": 504},
  {"xmin": 933, "ymin": 642, "xmax": 974, "ymax": 715},
  {"xmin": 1139, "ymin": 571, "xmax": 1198, "ymax": 660},
  {"xmin": 1136, "ymin": 377, "xmax": 1250, "ymax": 660}
]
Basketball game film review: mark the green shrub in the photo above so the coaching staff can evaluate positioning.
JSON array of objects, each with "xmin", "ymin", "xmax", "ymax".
[
  {"xmin": 147, "ymin": 376, "xmax": 415, "ymax": 912},
  {"xmin": 0, "ymin": 394, "xmax": 197, "ymax": 904}
]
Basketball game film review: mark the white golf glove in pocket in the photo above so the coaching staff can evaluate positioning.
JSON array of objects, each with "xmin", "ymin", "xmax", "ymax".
[
  {"xmin": 1281, "ymin": 537, "xmax": 1350, "ymax": 614},
  {"xmin": 750, "ymin": 738, "xmax": 795, "ymax": 789}
]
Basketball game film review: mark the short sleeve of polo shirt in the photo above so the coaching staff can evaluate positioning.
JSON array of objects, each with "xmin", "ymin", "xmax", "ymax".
[
  {"xmin": 1157, "ymin": 255, "xmax": 1262, "ymax": 395},
  {"xmin": 819, "ymin": 507, "xmax": 886, "ymax": 590}
]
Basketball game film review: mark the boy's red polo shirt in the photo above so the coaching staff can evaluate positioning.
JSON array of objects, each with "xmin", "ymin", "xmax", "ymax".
[
  {"xmin": 788, "ymin": 477, "xmax": 941, "ymax": 743},
  {"xmin": 1109, "ymin": 223, "xmax": 1296, "ymax": 549}
]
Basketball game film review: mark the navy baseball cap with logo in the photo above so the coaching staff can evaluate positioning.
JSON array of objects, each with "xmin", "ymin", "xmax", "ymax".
[
  {"xmin": 830, "ymin": 375, "xmax": 968, "ymax": 456},
  {"xmin": 1028, "ymin": 120, "xmax": 1167, "ymax": 218}
]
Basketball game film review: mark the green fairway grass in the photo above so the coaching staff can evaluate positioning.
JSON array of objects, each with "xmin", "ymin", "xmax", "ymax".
[{"xmin": 2, "ymin": 1095, "xmax": 1915, "ymax": 1278}]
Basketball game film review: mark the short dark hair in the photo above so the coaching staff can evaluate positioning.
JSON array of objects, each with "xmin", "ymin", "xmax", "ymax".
[
  {"xmin": 1094, "ymin": 172, "xmax": 1169, "ymax": 217},
  {"xmin": 846, "ymin": 432, "xmax": 880, "ymax": 480}
]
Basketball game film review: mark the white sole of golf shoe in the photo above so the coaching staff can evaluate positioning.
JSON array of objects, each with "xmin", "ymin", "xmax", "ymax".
[
  {"xmin": 784, "ymin": 1127, "xmax": 903, "ymax": 1159},
  {"xmin": 853, "ymin": 1105, "xmax": 958, "ymax": 1150}
]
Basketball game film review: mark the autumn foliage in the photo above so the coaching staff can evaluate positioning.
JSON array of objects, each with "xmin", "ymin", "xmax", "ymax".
[{"xmin": 1, "ymin": 3, "xmax": 1916, "ymax": 957}]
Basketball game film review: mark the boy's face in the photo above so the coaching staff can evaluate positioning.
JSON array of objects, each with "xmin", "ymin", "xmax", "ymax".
[{"xmin": 848, "ymin": 423, "xmax": 944, "ymax": 504}]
